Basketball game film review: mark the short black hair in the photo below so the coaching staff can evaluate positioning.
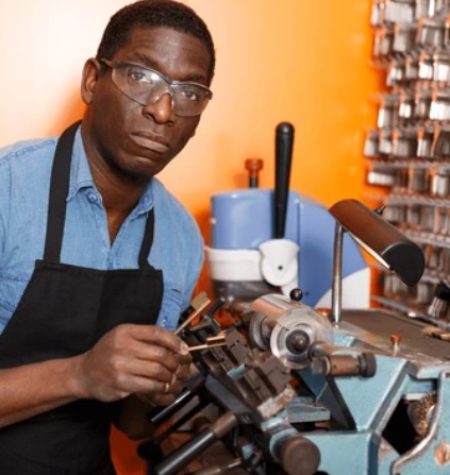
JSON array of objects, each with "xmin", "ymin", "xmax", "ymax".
[{"xmin": 97, "ymin": 0, "xmax": 215, "ymax": 82}]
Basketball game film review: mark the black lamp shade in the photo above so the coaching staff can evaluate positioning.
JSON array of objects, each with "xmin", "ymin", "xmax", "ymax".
[{"xmin": 329, "ymin": 199, "xmax": 425, "ymax": 287}]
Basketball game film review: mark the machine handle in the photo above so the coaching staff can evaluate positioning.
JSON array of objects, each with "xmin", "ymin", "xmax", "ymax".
[
  {"xmin": 278, "ymin": 435, "xmax": 321, "ymax": 475},
  {"xmin": 152, "ymin": 412, "xmax": 238, "ymax": 475},
  {"xmin": 149, "ymin": 372, "xmax": 205, "ymax": 426},
  {"xmin": 275, "ymin": 122, "xmax": 295, "ymax": 239}
]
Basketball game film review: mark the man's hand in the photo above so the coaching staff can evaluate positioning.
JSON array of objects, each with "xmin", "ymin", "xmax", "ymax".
[
  {"xmin": 72, "ymin": 324, "xmax": 191, "ymax": 402},
  {"xmin": 136, "ymin": 352, "xmax": 192, "ymax": 406}
]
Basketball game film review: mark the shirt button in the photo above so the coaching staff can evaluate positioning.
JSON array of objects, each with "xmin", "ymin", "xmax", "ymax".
[{"xmin": 87, "ymin": 193, "xmax": 98, "ymax": 203}]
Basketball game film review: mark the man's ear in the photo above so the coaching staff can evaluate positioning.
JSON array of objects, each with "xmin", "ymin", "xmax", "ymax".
[{"xmin": 81, "ymin": 58, "xmax": 102, "ymax": 105}]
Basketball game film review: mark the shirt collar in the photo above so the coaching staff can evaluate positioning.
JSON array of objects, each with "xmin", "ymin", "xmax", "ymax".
[{"xmin": 66, "ymin": 125, "xmax": 154, "ymax": 214}]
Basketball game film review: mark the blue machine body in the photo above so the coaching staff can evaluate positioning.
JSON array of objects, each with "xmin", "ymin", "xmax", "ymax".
[
  {"xmin": 264, "ymin": 326, "xmax": 450, "ymax": 474},
  {"xmin": 210, "ymin": 188, "xmax": 368, "ymax": 307}
]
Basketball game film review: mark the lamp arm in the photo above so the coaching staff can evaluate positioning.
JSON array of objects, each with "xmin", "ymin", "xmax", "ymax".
[{"xmin": 331, "ymin": 222, "xmax": 344, "ymax": 325}]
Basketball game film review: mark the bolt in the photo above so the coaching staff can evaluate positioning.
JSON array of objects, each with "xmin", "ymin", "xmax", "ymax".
[{"xmin": 434, "ymin": 441, "xmax": 450, "ymax": 465}]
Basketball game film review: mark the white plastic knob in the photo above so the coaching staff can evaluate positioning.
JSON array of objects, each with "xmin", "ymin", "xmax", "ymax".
[{"xmin": 259, "ymin": 239, "xmax": 299, "ymax": 292}]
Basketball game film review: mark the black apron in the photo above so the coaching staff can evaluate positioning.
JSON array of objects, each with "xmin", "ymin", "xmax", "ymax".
[{"xmin": 0, "ymin": 122, "xmax": 164, "ymax": 474}]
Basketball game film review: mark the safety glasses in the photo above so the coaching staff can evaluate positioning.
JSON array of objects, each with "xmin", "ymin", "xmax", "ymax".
[{"xmin": 101, "ymin": 59, "xmax": 212, "ymax": 117}]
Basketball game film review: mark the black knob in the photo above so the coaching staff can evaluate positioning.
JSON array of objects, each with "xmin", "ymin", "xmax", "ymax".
[
  {"xmin": 290, "ymin": 288, "xmax": 303, "ymax": 301},
  {"xmin": 279, "ymin": 436, "xmax": 321, "ymax": 475},
  {"xmin": 286, "ymin": 330, "xmax": 310, "ymax": 354}
]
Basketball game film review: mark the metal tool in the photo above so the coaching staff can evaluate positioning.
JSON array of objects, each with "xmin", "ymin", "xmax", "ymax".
[
  {"xmin": 188, "ymin": 341, "xmax": 227, "ymax": 353},
  {"xmin": 174, "ymin": 293, "xmax": 211, "ymax": 336}
]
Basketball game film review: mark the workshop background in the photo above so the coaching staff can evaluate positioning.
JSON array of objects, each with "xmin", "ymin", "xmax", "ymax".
[{"xmin": 0, "ymin": 1, "xmax": 380, "ymax": 474}]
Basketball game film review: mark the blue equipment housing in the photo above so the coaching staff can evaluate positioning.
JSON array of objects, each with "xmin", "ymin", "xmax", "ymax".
[{"xmin": 209, "ymin": 188, "xmax": 369, "ymax": 308}]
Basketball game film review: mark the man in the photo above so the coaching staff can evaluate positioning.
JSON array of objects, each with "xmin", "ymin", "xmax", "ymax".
[{"xmin": 0, "ymin": 0, "xmax": 215, "ymax": 473}]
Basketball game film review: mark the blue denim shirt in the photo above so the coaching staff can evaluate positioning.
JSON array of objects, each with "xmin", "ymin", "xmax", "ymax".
[{"xmin": 0, "ymin": 128, "xmax": 204, "ymax": 334}]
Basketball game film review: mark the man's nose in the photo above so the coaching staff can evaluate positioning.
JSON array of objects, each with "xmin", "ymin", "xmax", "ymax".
[{"xmin": 142, "ymin": 92, "xmax": 175, "ymax": 124}]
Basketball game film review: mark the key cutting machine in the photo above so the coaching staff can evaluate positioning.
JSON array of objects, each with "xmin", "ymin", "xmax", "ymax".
[
  {"xmin": 138, "ymin": 196, "xmax": 450, "ymax": 475},
  {"xmin": 136, "ymin": 124, "xmax": 450, "ymax": 474}
]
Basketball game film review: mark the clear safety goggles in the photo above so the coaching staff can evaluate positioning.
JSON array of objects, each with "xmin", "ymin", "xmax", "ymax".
[{"xmin": 101, "ymin": 59, "xmax": 212, "ymax": 117}]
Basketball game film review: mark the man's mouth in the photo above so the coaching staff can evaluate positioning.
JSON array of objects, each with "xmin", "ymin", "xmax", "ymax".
[{"xmin": 130, "ymin": 132, "xmax": 169, "ymax": 154}]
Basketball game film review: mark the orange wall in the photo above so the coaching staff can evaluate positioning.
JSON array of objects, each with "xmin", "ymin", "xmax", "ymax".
[{"xmin": 0, "ymin": 1, "xmax": 381, "ymax": 474}]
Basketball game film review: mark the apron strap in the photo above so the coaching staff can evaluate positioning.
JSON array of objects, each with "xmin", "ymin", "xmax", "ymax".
[
  {"xmin": 44, "ymin": 121, "xmax": 155, "ymax": 269},
  {"xmin": 43, "ymin": 121, "xmax": 80, "ymax": 263},
  {"xmin": 139, "ymin": 209, "xmax": 155, "ymax": 269}
]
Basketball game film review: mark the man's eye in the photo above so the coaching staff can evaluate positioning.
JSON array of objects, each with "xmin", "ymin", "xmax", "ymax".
[
  {"xmin": 127, "ymin": 67, "xmax": 149, "ymax": 83},
  {"xmin": 181, "ymin": 88, "xmax": 200, "ymax": 102}
]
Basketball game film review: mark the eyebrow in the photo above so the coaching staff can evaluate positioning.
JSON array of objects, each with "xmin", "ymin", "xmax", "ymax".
[
  {"xmin": 127, "ymin": 51, "xmax": 208, "ymax": 84},
  {"xmin": 131, "ymin": 51, "xmax": 158, "ymax": 68}
]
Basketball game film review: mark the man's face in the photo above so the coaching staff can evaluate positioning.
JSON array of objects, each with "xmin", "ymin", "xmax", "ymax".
[{"xmin": 82, "ymin": 26, "xmax": 211, "ymax": 180}]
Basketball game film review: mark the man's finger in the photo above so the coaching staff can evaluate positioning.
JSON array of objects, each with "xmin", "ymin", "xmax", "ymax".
[{"xmin": 126, "ymin": 325, "xmax": 184, "ymax": 353}]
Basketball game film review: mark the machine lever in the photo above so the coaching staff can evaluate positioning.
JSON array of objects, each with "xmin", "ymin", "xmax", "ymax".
[
  {"xmin": 149, "ymin": 372, "xmax": 205, "ymax": 426},
  {"xmin": 275, "ymin": 122, "xmax": 295, "ymax": 239},
  {"xmin": 152, "ymin": 412, "xmax": 238, "ymax": 475}
]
